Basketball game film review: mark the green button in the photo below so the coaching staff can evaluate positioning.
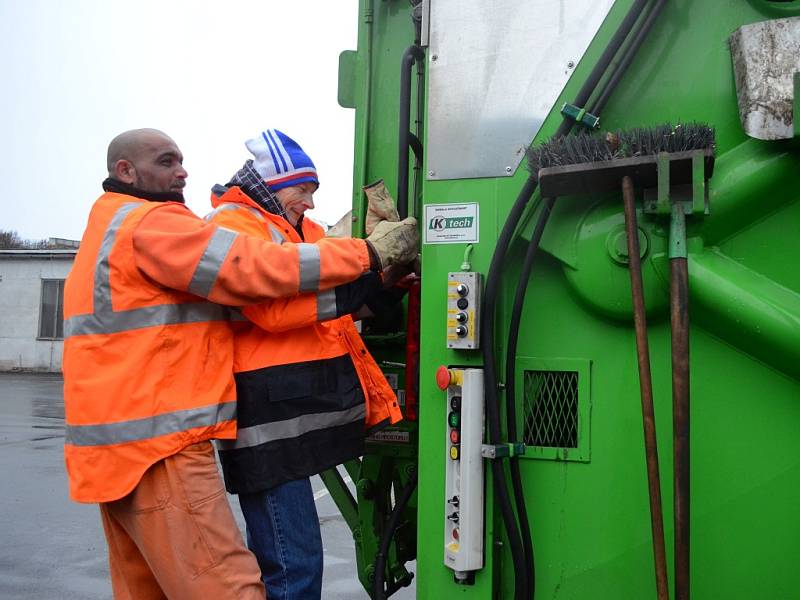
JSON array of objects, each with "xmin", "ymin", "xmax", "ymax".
[{"xmin": 448, "ymin": 411, "xmax": 460, "ymax": 428}]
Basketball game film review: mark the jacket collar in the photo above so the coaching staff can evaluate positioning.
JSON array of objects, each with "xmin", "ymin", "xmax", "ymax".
[
  {"xmin": 102, "ymin": 178, "xmax": 185, "ymax": 203},
  {"xmin": 210, "ymin": 185, "xmax": 322, "ymax": 243}
]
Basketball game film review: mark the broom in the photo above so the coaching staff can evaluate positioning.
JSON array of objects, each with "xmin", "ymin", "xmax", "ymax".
[{"xmin": 528, "ymin": 123, "xmax": 716, "ymax": 600}]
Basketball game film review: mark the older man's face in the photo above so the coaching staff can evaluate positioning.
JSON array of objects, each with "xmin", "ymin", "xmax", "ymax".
[
  {"xmin": 127, "ymin": 133, "xmax": 188, "ymax": 195},
  {"xmin": 275, "ymin": 182, "xmax": 316, "ymax": 226}
]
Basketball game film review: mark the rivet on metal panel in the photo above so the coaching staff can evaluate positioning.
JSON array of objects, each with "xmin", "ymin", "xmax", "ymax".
[
  {"xmin": 505, "ymin": 166, "xmax": 512, "ymax": 173},
  {"xmin": 431, "ymin": 54, "xmax": 438, "ymax": 61},
  {"xmin": 568, "ymin": 61, "xmax": 575, "ymax": 68},
  {"xmin": 429, "ymin": 170, "xmax": 436, "ymax": 177}
]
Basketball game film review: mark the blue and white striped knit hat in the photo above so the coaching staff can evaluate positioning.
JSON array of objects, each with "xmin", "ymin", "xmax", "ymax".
[{"xmin": 245, "ymin": 129, "xmax": 319, "ymax": 192}]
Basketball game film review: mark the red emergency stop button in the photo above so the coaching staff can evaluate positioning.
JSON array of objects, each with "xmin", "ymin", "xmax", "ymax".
[{"xmin": 436, "ymin": 365, "xmax": 451, "ymax": 390}]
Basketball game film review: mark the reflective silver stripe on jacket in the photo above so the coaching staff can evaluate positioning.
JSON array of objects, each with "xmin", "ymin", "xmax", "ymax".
[
  {"xmin": 65, "ymin": 401, "xmax": 236, "ymax": 447},
  {"xmin": 316, "ymin": 288, "xmax": 337, "ymax": 321},
  {"xmin": 65, "ymin": 303, "xmax": 233, "ymax": 336},
  {"xmin": 204, "ymin": 203, "xmax": 239, "ymax": 222},
  {"xmin": 207, "ymin": 203, "xmax": 269, "ymax": 223},
  {"xmin": 267, "ymin": 224, "xmax": 285, "ymax": 244},
  {"xmin": 188, "ymin": 227, "xmax": 237, "ymax": 297},
  {"xmin": 205, "ymin": 201, "xmax": 319, "ymax": 293},
  {"xmin": 297, "ymin": 243, "xmax": 321, "ymax": 292},
  {"xmin": 216, "ymin": 404, "xmax": 366, "ymax": 450},
  {"xmin": 246, "ymin": 207, "xmax": 267, "ymax": 221},
  {"xmin": 65, "ymin": 203, "xmax": 235, "ymax": 338},
  {"xmin": 93, "ymin": 202, "xmax": 140, "ymax": 313},
  {"xmin": 206, "ymin": 203, "xmax": 283, "ymax": 244}
]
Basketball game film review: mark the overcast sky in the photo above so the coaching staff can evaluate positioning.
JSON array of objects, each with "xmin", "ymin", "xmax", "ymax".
[{"xmin": 0, "ymin": 0, "xmax": 358, "ymax": 241}]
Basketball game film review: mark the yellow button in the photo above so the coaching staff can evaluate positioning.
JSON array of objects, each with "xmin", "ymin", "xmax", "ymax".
[{"xmin": 449, "ymin": 446, "xmax": 459, "ymax": 460}]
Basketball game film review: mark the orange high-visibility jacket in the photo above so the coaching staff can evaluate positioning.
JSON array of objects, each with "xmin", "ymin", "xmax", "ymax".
[
  {"xmin": 63, "ymin": 191, "xmax": 372, "ymax": 503},
  {"xmin": 206, "ymin": 187, "xmax": 403, "ymax": 493}
]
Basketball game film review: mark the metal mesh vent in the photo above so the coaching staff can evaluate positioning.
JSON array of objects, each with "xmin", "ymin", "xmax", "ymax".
[{"xmin": 523, "ymin": 370, "xmax": 579, "ymax": 448}]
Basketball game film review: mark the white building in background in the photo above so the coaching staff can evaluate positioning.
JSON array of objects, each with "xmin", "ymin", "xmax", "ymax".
[{"xmin": 0, "ymin": 247, "xmax": 76, "ymax": 372}]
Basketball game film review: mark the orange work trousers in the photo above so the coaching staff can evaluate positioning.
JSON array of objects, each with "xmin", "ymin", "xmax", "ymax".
[{"xmin": 99, "ymin": 441, "xmax": 265, "ymax": 600}]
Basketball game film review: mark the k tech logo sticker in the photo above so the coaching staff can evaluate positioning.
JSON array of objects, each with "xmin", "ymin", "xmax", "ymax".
[
  {"xmin": 430, "ymin": 216, "xmax": 446, "ymax": 230},
  {"xmin": 424, "ymin": 203, "xmax": 479, "ymax": 244},
  {"xmin": 429, "ymin": 216, "xmax": 474, "ymax": 231}
]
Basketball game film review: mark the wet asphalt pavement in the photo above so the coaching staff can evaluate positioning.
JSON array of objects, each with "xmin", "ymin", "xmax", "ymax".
[{"xmin": 0, "ymin": 373, "xmax": 415, "ymax": 599}]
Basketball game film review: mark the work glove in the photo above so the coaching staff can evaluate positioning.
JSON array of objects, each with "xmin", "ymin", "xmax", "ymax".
[
  {"xmin": 365, "ymin": 217, "xmax": 419, "ymax": 270},
  {"xmin": 363, "ymin": 179, "xmax": 400, "ymax": 235},
  {"xmin": 325, "ymin": 210, "xmax": 353, "ymax": 238}
]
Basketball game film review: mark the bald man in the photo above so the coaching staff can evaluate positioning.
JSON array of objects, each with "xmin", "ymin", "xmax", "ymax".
[
  {"xmin": 63, "ymin": 129, "xmax": 419, "ymax": 599},
  {"xmin": 103, "ymin": 128, "xmax": 189, "ymax": 197}
]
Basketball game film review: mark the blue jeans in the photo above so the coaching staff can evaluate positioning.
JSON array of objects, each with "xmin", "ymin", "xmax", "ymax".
[{"xmin": 238, "ymin": 478, "xmax": 323, "ymax": 600}]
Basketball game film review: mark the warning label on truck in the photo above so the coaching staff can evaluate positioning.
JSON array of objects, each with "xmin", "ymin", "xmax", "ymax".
[{"xmin": 424, "ymin": 203, "xmax": 479, "ymax": 244}]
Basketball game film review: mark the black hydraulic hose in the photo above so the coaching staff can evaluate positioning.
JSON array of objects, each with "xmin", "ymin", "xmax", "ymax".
[
  {"xmin": 481, "ymin": 178, "xmax": 538, "ymax": 600},
  {"xmin": 484, "ymin": 180, "xmax": 563, "ymax": 600},
  {"xmin": 373, "ymin": 470, "xmax": 418, "ymax": 600},
  {"xmin": 483, "ymin": 2, "xmax": 653, "ymax": 598},
  {"xmin": 397, "ymin": 45, "xmax": 425, "ymax": 219},
  {"xmin": 407, "ymin": 133, "xmax": 423, "ymax": 166},
  {"xmin": 573, "ymin": 0, "xmax": 650, "ymax": 109},
  {"xmin": 410, "ymin": 132, "xmax": 424, "ymax": 219},
  {"xmin": 590, "ymin": 0, "xmax": 667, "ymax": 116},
  {"xmin": 412, "ymin": 31, "xmax": 425, "ymax": 218},
  {"xmin": 503, "ymin": 197, "xmax": 555, "ymax": 600}
]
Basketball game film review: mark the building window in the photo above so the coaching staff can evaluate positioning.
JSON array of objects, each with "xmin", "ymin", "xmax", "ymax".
[{"xmin": 38, "ymin": 279, "xmax": 65, "ymax": 340}]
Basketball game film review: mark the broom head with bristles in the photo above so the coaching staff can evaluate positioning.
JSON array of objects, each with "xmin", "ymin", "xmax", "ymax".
[{"xmin": 527, "ymin": 123, "xmax": 715, "ymax": 197}]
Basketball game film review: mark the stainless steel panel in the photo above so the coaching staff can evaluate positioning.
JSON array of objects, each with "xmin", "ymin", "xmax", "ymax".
[
  {"xmin": 427, "ymin": 0, "xmax": 615, "ymax": 180},
  {"xmin": 730, "ymin": 17, "xmax": 800, "ymax": 141}
]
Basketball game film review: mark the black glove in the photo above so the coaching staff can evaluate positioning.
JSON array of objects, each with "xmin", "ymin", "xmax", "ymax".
[
  {"xmin": 365, "ymin": 285, "xmax": 409, "ymax": 317},
  {"xmin": 333, "ymin": 272, "xmax": 382, "ymax": 316}
]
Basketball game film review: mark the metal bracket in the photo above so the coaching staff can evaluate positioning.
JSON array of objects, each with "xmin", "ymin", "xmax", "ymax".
[
  {"xmin": 480, "ymin": 443, "xmax": 526, "ymax": 459},
  {"xmin": 640, "ymin": 150, "xmax": 712, "ymax": 260},
  {"xmin": 643, "ymin": 150, "xmax": 710, "ymax": 217},
  {"xmin": 561, "ymin": 103, "xmax": 600, "ymax": 129}
]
